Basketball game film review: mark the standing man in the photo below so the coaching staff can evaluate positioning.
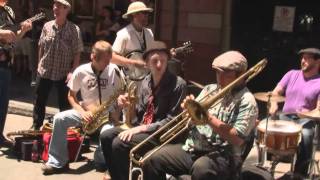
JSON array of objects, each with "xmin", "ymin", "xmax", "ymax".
[
  {"xmin": 42, "ymin": 40, "xmax": 123, "ymax": 175},
  {"xmin": 32, "ymin": 0, "xmax": 83, "ymax": 130},
  {"xmin": 111, "ymin": 1, "xmax": 154, "ymax": 67},
  {"xmin": 0, "ymin": 0, "xmax": 32, "ymax": 146},
  {"xmin": 142, "ymin": 51, "xmax": 258, "ymax": 180},
  {"xmin": 100, "ymin": 41, "xmax": 187, "ymax": 180},
  {"xmin": 269, "ymin": 48, "xmax": 320, "ymax": 177}
]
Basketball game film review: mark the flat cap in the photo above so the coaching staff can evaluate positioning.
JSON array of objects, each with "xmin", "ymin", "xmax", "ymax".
[{"xmin": 212, "ymin": 51, "xmax": 247, "ymax": 72}]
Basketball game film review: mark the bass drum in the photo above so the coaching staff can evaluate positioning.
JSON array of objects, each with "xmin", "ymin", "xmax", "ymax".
[{"xmin": 124, "ymin": 50, "xmax": 149, "ymax": 81}]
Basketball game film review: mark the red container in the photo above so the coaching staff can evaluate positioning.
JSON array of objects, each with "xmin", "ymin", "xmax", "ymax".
[{"xmin": 42, "ymin": 131, "xmax": 83, "ymax": 162}]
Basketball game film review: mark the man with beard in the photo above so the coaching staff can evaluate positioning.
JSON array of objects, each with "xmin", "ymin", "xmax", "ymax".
[{"xmin": 269, "ymin": 47, "xmax": 320, "ymax": 177}]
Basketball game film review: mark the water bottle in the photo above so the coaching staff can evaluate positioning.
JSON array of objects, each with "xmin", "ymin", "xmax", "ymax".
[{"xmin": 31, "ymin": 140, "xmax": 39, "ymax": 162}]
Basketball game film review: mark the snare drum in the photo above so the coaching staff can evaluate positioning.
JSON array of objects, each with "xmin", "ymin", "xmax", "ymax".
[{"xmin": 257, "ymin": 120, "xmax": 302, "ymax": 155}]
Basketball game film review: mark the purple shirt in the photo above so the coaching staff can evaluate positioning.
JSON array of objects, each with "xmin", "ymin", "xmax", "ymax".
[{"xmin": 278, "ymin": 70, "xmax": 320, "ymax": 113}]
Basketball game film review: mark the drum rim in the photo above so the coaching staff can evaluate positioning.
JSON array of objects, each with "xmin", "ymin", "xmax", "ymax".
[{"xmin": 257, "ymin": 119, "xmax": 302, "ymax": 134}]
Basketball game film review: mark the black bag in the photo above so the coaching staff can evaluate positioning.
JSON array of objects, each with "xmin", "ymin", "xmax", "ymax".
[
  {"xmin": 240, "ymin": 165, "xmax": 274, "ymax": 180},
  {"xmin": 13, "ymin": 136, "xmax": 43, "ymax": 161}
]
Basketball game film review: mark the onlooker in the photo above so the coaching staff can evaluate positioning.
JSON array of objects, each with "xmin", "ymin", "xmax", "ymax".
[
  {"xmin": 32, "ymin": 0, "xmax": 83, "ymax": 130},
  {"xmin": 95, "ymin": 6, "xmax": 120, "ymax": 43}
]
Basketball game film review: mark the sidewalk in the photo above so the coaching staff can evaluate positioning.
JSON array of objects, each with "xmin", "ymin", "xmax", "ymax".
[{"xmin": 8, "ymin": 72, "xmax": 59, "ymax": 118}]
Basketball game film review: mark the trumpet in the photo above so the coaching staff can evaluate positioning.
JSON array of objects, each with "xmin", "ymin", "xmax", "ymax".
[{"xmin": 128, "ymin": 59, "xmax": 268, "ymax": 180}]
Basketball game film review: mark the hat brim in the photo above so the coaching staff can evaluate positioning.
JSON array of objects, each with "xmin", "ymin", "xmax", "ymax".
[
  {"xmin": 298, "ymin": 48, "xmax": 320, "ymax": 56},
  {"xmin": 143, "ymin": 48, "xmax": 170, "ymax": 60},
  {"xmin": 211, "ymin": 65, "xmax": 225, "ymax": 72},
  {"xmin": 122, "ymin": 8, "xmax": 153, "ymax": 19},
  {"xmin": 54, "ymin": 0, "xmax": 71, "ymax": 7}
]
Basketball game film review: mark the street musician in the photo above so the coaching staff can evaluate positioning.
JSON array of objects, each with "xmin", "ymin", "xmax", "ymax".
[
  {"xmin": 100, "ymin": 41, "xmax": 187, "ymax": 180},
  {"xmin": 0, "ymin": 0, "xmax": 32, "ymax": 147},
  {"xmin": 269, "ymin": 47, "xmax": 320, "ymax": 177},
  {"xmin": 111, "ymin": 1, "xmax": 154, "ymax": 67},
  {"xmin": 142, "ymin": 51, "xmax": 259, "ymax": 180},
  {"xmin": 41, "ymin": 41, "xmax": 123, "ymax": 175}
]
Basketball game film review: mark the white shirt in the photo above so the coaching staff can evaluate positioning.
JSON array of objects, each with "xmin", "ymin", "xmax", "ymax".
[
  {"xmin": 68, "ymin": 63, "xmax": 123, "ymax": 108},
  {"xmin": 112, "ymin": 24, "xmax": 154, "ymax": 56}
]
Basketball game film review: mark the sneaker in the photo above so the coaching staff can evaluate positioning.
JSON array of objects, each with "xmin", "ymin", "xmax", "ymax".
[{"xmin": 41, "ymin": 164, "xmax": 69, "ymax": 175}]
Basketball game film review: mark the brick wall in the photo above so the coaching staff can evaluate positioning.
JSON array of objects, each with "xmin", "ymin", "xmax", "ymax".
[{"xmin": 157, "ymin": 0, "xmax": 225, "ymax": 85}]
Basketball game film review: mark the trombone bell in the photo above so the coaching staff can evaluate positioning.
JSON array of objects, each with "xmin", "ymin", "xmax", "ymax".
[{"xmin": 185, "ymin": 99, "xmax": 208, "ymax": 125}]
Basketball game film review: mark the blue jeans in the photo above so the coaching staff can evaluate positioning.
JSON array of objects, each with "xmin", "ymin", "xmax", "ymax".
[
  {"xmin": 279, "ymin": 113, "xmax": 315, "ymax": 176},
  {"xmin": 0, "ymin": 67, "xmax": 11, "ymax": 140},
  {"xmin": 46, "ymin": 109, "xmax": 82, "ymax": 168}
]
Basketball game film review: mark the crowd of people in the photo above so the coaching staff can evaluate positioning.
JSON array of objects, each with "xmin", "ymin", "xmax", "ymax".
[{"xmin": 1, "ymin": 0, "xmax": 320, "ymax": 180}]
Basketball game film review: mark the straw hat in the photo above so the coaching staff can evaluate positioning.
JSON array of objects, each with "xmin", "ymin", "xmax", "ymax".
[
  {"xmin": 54, "ymin": 0, "xmax": 71, "ymax": 7},
  {"xmin": 122, "ymin": 1, "xmax": 153, "ymax": 19}
]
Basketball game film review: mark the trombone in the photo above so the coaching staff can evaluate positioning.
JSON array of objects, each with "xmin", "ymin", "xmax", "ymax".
[{"xmin": 128, "ymin": 59, "xmax": 268, "ymax": 180}]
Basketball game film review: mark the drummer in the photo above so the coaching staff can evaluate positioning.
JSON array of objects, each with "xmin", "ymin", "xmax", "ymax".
[{"xmin": 269, "ymin": 47, "xmax": 320, "ymax": 177}]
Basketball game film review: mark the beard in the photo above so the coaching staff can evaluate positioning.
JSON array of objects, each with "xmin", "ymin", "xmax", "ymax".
[{"xmin": 301, "ymin": 62, "xmax": 316, "ymax": 72}]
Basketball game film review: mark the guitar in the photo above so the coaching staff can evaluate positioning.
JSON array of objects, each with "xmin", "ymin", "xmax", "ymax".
[
  {"xmin": 0, "ymin": 12, "xmax": 46, "ymax": 32},
  {"xmin": 0, "ymin": 12, "xmax": 46, "ymax": 48},
  {"xmin": 171, "ymin": 41, "xmax": 193, "ymax": 57}
]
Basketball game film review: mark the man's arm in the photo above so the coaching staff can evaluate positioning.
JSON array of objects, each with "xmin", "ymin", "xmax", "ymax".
[
  {"xmin": 269, "ymin": 85, "xmax": 284, "ymax": 116},
  {"xmin": 111, "ymin": 52, "xmax": 146, "ymax": 67},
  {"xmin": 208, "ymin": 116, "xmax": 244, "ymax": 146},
  {"xmin": 0, "ymin": 29, "xmax": 16, "ymax": 43},
  {"xmin": 68, "ymin": 90, "xmax": 92, "ymax": 122}
]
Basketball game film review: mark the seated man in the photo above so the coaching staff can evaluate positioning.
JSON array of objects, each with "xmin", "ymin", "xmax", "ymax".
[
  {"xmin": 41, "ymin": 40, "xmax": 123, "ymax": 175},
  {"xmin": 142, "ymin": 51, "xmax": 258, "ymax": 180},
  {"xmin": 269, "ymin": 47, "xmax": 320, "ymax": 177},
  {"xmin": 100, "ymin": 41, "xmax": 187, "ymax": 180}
]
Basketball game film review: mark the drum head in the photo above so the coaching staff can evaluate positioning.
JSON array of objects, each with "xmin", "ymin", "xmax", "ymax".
[
  {"xmin": 124, "ymin": 50, "xmax": 150, "ymax": 81},
  {"xmin": 257, "ymin": 120, "xmax": 302, "ymax": 134}
]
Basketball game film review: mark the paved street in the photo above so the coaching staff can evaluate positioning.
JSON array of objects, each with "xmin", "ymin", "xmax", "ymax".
[{"xmin": 0, "ymin": 114, "xmax": 104, "ymax": 180}]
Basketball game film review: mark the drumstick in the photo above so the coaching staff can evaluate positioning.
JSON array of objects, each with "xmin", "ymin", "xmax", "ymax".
[{"xmin": 188, "ymin": 80, "xmax": 204, "ymax": 89}]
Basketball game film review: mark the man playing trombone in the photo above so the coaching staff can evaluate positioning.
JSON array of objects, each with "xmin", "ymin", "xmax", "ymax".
[
  {"xmin": 142, "ymin": 51, "xmax": 259, "ymax": 180},
  {"xmin": 100, "ymin": 41, "xmax": 187, "ymax": 180}
]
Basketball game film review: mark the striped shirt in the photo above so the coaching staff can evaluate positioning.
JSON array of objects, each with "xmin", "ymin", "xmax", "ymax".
[
  {"xmin": 38, "ymin": 20, "xmax": 83, "ymax": 80},
  {"xmin": 182, "ymin": 84, "xmax": 258, "ymax": 157}
]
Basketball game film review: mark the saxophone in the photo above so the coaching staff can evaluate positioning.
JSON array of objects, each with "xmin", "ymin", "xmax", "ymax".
[{"xmin": 82, "ymin": 70, "xmax": 126, "ymax": 135}]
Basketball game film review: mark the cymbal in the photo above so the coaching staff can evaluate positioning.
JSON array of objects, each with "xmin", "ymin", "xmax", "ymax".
[
  {"xmin": 298, "ymin": 108, "xmax": 320, "ymax": 120},
  {"xmin": 254, "ymin": 92, "xmax": 285, "ymax": 102}
]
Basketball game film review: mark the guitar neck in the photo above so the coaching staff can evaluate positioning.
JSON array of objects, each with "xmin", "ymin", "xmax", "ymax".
[{"xmin": 3, "ymin": 13, "xmax": 45, "ymax": 33}]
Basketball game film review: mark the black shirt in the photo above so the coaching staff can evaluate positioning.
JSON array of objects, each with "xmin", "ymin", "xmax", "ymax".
[{"xmin": 134, "ymin": 69, "xmax": 187, "ymax": 133}]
